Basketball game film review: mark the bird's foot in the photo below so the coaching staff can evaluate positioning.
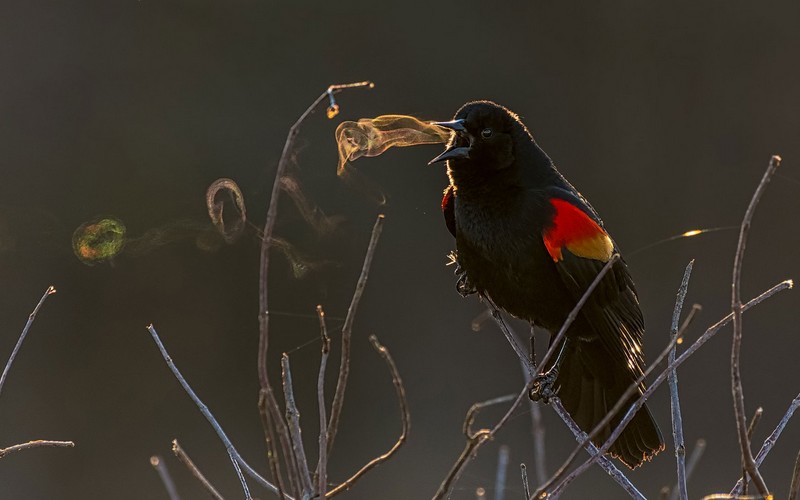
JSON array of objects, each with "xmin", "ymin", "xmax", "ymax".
[
  {"xmin": 529, "ymin": 369, "xmax": 559, "ymax": 403},
  {"xmin": 453, "ymin": 262, "xmax": 477, "ymax": 297}
]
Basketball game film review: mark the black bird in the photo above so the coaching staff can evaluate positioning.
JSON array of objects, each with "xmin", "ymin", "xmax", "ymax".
[{"xmin": 430, "ymin": 100, "xmax": 664, "ymax": 468}]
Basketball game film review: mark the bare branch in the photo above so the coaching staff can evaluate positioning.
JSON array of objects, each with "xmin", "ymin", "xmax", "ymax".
[
  {"xmin": 263, "ymin": 387, "xmax": 302, "ymax": 495},
  {"xmin": 731, "ymin": 392, "xmax": 800, "ymax": 495},
  {"xmin": 538, "ymin": 278, "xmax": 791, "ymax": 499},
  {"xmin": 730, "ymin": 155, "xmax": 780, "ymax": 498},
  {"xmin": 741, "ymin": 407, "xmax": 764, "ymax": 496},
  {"xmin": 434, "ymin": 388, "xmax": 528, "ymax": 500},
  {"xmin": 150, "ymin": 455, "xmax": 180, "ymax": 500},
  {"xmin": 171, "ymin": 439, "xmax": 225, "ymax": 500},
  {"xmin": 315, "ymin": 305, "xmax": 331, "ymax": 497},
  {"xmin": 668, "ymin": 438, "xmax": 707, "ymax": 500},
  {"xmin": 281, "ymin": 353, "xmax": 313, "ymax": 496},
  {"xmin": 145, "ymin": 324, "xmax": 288, "ymax": 498},
  {"xmin": 521, "ymin": 463, "xmax": 531, "ymax": 499},
  {"xmin": 789, "ymin": 447, "xmax": 800, "ymax": 500},
  {"xmin": 0, "ymin": 439, "xmax": 73, "ymax": 459},
  {"xmin": 669, "ymin": 261, "xmax": 695, "ymax": 500},
  {"xmin": 327, "ymin": 214, "xmax": 385, "ymax": 457},
  {"xmin": 258, "ymin": 81, "xmax": 374, "ymax": 393},
  {"xmin": 0, "ymin": 286, "xmax": 56, "ymax": 399},
  {"xmin": 326, "ymin": 335, "xmax": 409, "ymax": 498},
  {"xmin": 258, "ymin": 390, "xmax": 288, "ymax": 499}
]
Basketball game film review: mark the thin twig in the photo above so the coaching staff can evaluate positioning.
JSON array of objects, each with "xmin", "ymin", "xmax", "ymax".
[
  {"xmin": 327, "ymin": 214, "xmax": 385, "ymax": 458},
  {"xmin": 281, "ymin": 354, "xmax": 313, "ymax": 497},
  {"xmin": 258, "ymin": 389, "xmax": 288, "ymax": 499},
  {"xmin": 493, "ymin": 282, "xmax": 642, "ymax": 498},
  {"xmin": 228, "ymin": 450, "xmax": 252, "ymax": 500},
  {"xmin": 731, "ymin": 392, "xmax": 800, "ymax": 495},
  {"xmin": 172, "ymin": 439, "xmax": 225, "ymax": 500},
  {"xmin": 669, "ymin": 261, "xmax": 695, "ymax": 500},
  {"xmin": 521, "ymin": 463, "xmax": 531, "ymax": 499},
  {"xmin": 537, "ymin": 302, "xmax": 700, "ymax": 500},
  {"xmin": 668, "ymin": 438, "xmax": 707, "ymax": 500},
  {"xmin": 145, "ymin": 325, "xmax": 288, "ymax": 498},
  {"xmin": 150, "ymin": 455, "xmax": 181, "ymax": 500},
  {"xmin": 258, "ymin": 81, "xmax": 374, "ymax": 391},
  {"xmin": 265, "ymin": 387, "xmax": 302, "ymax": 495},
  {"xmin": 547, "ymin": 400, "xmax": 646, "ymax": 500},
  {"xmin": 0, "ymin": 439, "xmax": 74, "ymax": 459},
  {"xmin": 730, "ymin": 155, "xmax": 780, "ymax": 498},
  {"xmin": 0, "ymin": 286, "xmax": 56, "ymax": 399},
  {"xmin": 315, "ymin": 305, "xmax": 331, "ymax": 497},
  {"xmin": 434, "ymin": 389, "xmax": 528, "ymax": 500},
  {"xmin": 326, "ymin": 335, "xmax": 409, "ymax": 498},
  {"xmin": 742, "ymin": 407, "xmax": 764, "ymax": 496},
  {"xmin": 789, "ymin": 447, "xmax": 800, "ymax": 500},
  {"xmin": 539, "ymin": 279, "xmax": 791, "ymax": 499},
  {"xmin": 495, "ymin": 445, "xmax": 510, "ymax": 500}
]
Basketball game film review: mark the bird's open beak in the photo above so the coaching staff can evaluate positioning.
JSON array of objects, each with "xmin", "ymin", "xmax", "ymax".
[{"xmin": 429, "ymin": 119, "xmax": 470, "ymax": 165}]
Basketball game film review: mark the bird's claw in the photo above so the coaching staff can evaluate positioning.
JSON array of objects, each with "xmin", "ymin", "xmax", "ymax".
[{"xmin": 529, "ymin": 369, "xmax": 559, "ymax": 403}]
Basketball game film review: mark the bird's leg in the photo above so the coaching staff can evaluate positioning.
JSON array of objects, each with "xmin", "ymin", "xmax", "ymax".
[{"xmin": 529, "ymin": 337, "xmax": 569, "ymax": 404}]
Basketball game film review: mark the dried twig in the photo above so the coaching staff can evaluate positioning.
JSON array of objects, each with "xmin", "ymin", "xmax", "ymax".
[
  {"xmin": 667, "ymin": 438, "xmax": 707, "ymax": 500},
  {"xmin": 741, "ymin": 407, "xmax": 764, "ymax": 496},
  {"xmin": 326, "ymin": 335, "xmax": 409, "ymax": 498},
  {"xmin": 171, "ymin": 439, "xmax": 225, "ymax": 500},
  {"xmin": 263, "ymin": 387, "xmax": 302, "ymax": 495},
  {"xmin": 150, "ymin": 455, "xmax": 180, "ymax": 500},
  {"xmin": 315, "ymin": 305, "xmax": 331, "ymax": 496},
  {"xmin": 434, "ymin": 390, "xmax": 528, "ymax": 500},
  {"xmin": 730, "ymin": 392, "xmax": 800, "ymax": 496},
  {"xmin": 281, "ymin": 354, "xmax": 313, "ymax": 497},
  {"xmin": 258, "ymin": 389, "xmax": 288, "ymax": 499},
  {"xmin": 789, "ymin": 448, "xmax": 800, "ymax": 500},
  {"xmin": 0, "ymin": 286, "xmax": 56, "ymax": 399},
  {"xmin": 521, "ymin": 463, "xmax": 531, "ymax": 499},
  {"xmin": 258, "ymin": 81, "xmax": 373, "ymax": 390},
  {"xmin": 495, "ymin": 445, "xmax": 510, "ymax": 500},
  {"xmin": 539, "ymin": 280, "xmax": 791, "ymax": 498},
  {"xmin": 0, "ymin": 440, "xmax": 74, "ymax": 459},
  {"xmin": 668, "ymin": 261, "xmax": 695, "ymax": 500},
  {"xmin": 547, "ymin": 400, "xmax": 645, "ymax": 500},
  {"xmin": 255, "ymin": 82, "xmax": 372, "ymax": 500},
  {"xmin": 146, "ymin": 324, "xmax": 288, "ymax": 498},
  {"xmin": 730, "ymin": 155, "xmax": 780, "ymax": 498},
  {"xmin": 327, "ymin": 214, "xmax": 385, "ymax": 457}
]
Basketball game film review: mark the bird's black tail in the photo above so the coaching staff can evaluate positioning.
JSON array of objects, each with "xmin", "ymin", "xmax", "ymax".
[{"xmin": 555, "ymin": 339, "xmax": 664, "ymax": 469}]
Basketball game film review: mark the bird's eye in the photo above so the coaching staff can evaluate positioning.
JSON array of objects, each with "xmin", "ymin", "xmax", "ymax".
[{"xmin": 481, "ymin": 128, "xmax": 493, "ymax": 138}]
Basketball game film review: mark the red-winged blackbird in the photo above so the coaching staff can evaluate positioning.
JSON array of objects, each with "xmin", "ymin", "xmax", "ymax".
[{"xmin": 430, "ymin": 101, "xmax": 664, "ymax": 468}]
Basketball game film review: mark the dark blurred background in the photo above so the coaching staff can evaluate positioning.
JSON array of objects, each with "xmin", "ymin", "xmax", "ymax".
[{"xmin": 1, "ymin": 2, "xmax": 799, "ymax": 499}]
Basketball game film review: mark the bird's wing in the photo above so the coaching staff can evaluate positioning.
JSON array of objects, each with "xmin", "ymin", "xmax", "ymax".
[
  {"xmin": 541, "ymin": 187, "xmax": 645, "ymax": 378},
  {"xmin": 442, "ymin": 184, "xmax": 456, "ymax": 238}
]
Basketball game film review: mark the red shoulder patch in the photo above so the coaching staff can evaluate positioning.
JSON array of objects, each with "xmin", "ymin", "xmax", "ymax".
[
  {"xmin": 543, "ymin": 198, "xmax": 613, "ymax": 262},
  {"xmin": 442, "ymin": 185, "xmax": 456, "ymax": 237}
]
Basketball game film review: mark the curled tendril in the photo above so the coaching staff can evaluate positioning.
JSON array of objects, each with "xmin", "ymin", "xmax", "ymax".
[{"xmin": 206, "ymin": 178, "xmax": 246, "ymax": 244}]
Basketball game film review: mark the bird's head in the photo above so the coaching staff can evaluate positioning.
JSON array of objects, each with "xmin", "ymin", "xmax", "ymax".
[{"xmin": 429, "ymin": 101, "xmax": 526, "ymax": 173}]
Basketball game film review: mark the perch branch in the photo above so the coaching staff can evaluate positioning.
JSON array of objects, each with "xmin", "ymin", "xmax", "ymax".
[
  {"xmin": 539, "ymin": 278, "xmax": 790, "ymax": 498},
  {"xmin": 731, "ymin": 155, "xmax": 780, "ymax": 498},
  {"xmin": 325, "ymin": 335, "xmax": 409, "ymax": 498},
  {"xmin": 172, "ymin": 439, "xmax": 225, "ymax": 500},
  {"xmin": 327, "ymin": 214, "xmax": 385, "ymax": 457}
]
